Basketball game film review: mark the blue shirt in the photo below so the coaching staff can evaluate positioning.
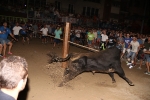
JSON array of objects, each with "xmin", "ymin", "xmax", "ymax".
[
  {"xmin": 137, "ymin": 39, "xmax": 143, "ymax": 45},
  {"xmin": 124, "ymin": 37, "xmax": 132, "ymax": 48},
  {"xmin": 0, "ymin": 26, "xmax": 11, "ymax": 39},
  {"xmin": 97, "ymin": 30, "xmax": 101, "ymax": 38},
  {"xmin": 20, "ymin": 26, "xmax": 27, "ymax": 34}
]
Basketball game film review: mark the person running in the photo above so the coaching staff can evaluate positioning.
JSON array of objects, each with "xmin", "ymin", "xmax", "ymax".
[{"xmin": 126, "ymin": 35, "xmax": 140, "ymax": 69}]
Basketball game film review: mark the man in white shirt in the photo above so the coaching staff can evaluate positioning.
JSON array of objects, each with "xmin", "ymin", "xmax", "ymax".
[
  {"xmin": 13, "ymin": 22, "xmax": 22, "ymax": 41},
  {"xmin": 127, "ymin": 35, "xmax": 140, "ymax": 69},
  {"xmin": 40, "ymin": 25, "xmax": 48, "ymax": 44},
  {"xmin": 100, "ymin": 30, "xmax": 108, "ymax": 50}
]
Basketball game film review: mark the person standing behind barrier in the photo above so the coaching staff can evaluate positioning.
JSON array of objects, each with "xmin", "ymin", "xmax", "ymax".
[
  {"xmin": 87, "ymin": 29, "xmax": 95, "ymax": 48},
  {"xmin": 75, "ymin": 27, "xmax": 81, "ymax": 44},
  {"xmin": 117, "ymin": 32, "xmax": 124, "ymax": 50},
  {"xmin": 40, "ymin": 24, "xmax": 48, "ymax": 44},
  {"xmin": 0, "ymin": 56, "xmax": 28, "ymax": 100},
  {"xmin": 53, "ymin": 26, "xmax": 62, "ymax": 48},
  {"xmin": 92, "ymin": 29, "xmax": 98, "ymax": 48},
  {"xmin": 107, "ymin": 33, "xmax": 116, "ymax": 48},
  {"xmin": 12, "ymin": 22, "xmax": 22, "ymax": 41},
  {"xmin": 97, "ymin": 28, "xmax": 101, "ymax": 48},
  {"xmin": 0, "ymin": 22, "xmax": 17, "ymax": 58},
  {"xmin": 100, "ymin": 30, "xmax": 108, "ymax": 50},
  {"xmin": 143, "ymin": 36, "xmax": 150, "ymax": 75}
]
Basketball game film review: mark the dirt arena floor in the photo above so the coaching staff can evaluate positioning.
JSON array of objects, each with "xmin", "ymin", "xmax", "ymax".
[{"xmin": 1, "ymin": 38, "xmax": 150, "ymax": 100}]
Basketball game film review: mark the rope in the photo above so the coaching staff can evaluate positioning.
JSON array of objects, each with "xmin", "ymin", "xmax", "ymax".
[{"xmin": 48, "ymin": 35, "xmax": 100, "ymax": 52}]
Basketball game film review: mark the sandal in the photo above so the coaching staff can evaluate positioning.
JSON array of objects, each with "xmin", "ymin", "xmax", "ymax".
[{"xmin": 8, "ymin": 52, "xmax": 13, "ymax": 55}]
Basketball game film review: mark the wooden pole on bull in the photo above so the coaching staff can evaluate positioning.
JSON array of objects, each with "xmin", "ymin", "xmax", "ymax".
[{"xmin": 62, "ymin": 22, "xmax": 71, "ymax": 68}]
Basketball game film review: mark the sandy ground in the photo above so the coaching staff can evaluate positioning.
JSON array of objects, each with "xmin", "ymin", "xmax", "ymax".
[{"xmin": 1, "ymin": 38, "xmax": 150, "ymax": 100}]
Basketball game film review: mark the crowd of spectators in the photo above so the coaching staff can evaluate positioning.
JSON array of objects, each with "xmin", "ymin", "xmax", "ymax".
[{"xmin": 0, "ymin": 1, "xmax": 150, "ymax": 76}]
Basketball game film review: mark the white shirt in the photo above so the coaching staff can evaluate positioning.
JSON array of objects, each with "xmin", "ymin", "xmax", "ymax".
[
  {"xmin": 93, "ymin": 32, "xmax": 97, "ymax": 39},
  {"xmin": 13, "ymin": 26, "xmax": 22, "ymax": 35},
  {"xmin": 40, "ymin": 28, "xmax": 48, "ymax": 36},
  {"xmin": 101, "ymin": 34, "xmax": 108, "ymax": 42},
  {"xmin": 130, "ymin": 41, "xmax": 140, "ymax": 52}
]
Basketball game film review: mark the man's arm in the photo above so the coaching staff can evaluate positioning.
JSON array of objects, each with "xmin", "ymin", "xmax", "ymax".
[
  {"xmin": 10, "ymin": 33, "xmax": 17, "ymax": 41},
  {"xmin": 144, "ymin": 51, "xmax": 150, "ymax": 54}
]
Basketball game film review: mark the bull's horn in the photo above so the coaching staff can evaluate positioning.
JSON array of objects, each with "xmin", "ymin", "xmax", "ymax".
[{"xmin": 58, "ymin": 53, "xmax": 72, "ymax": 62}]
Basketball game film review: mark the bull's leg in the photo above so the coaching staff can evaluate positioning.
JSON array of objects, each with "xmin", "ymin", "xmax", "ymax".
[
  {"xmin": 117, "ymin": 71, "xmax": 134, "ymax": 86},
  {"xmin": 108, "ymin": 73, "xmax": 116, "ymax": 83}
]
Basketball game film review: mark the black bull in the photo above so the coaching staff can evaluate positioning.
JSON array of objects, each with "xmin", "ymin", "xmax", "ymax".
[{"xmin": 48, "ymin": 47, "xmax": 134, "ymax": 87}]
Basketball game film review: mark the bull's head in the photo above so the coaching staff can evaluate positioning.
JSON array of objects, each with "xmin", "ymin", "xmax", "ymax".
[
  {"xmin": 59, "ymin": 56, "xmax": 88, "ymax": 87},
  {"xmin": 47, "ymin": 53, "xmax": 72, "ymax": 63}
]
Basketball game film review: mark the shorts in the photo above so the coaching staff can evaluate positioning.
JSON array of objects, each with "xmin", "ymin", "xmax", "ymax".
[
  {"xmin": 88, "ymin": 40, "xmax": 93, "ymax": 45},
  {"xmin": 123, "ymin": 48, "xmax": 130, "ymax": 53},
  {"xmin": 75, "ymin": 37, "xmax": 80, "ymax": 41},
  {"xmin": 21, "ymin": 34, "xmax": 28, "ymax": 38},
  {"xmin": 54, "ymin": 38, "xmax": 60, "ymax": 44},
  {"xmin": 145, "ymin": 54, "xmax": 150, "ymax": 62},
  {"xmin": 14, "ymin": 35, "xmax": 19, "ymax": 40},
  {"xmin": 42, "ymin": 36, "xmax": 47, "ymax": 39},
  {"xmin": 127, "ymin": 51, "xmax": 136, "ymax": 61},
  {"xmin": 0, "ymin": 38, "xmax": 10, "ymax": 45}
]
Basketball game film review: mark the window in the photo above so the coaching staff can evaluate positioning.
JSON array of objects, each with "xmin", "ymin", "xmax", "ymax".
[
  {"xmin": 86, "ymin": 7, "xmax": 91, "ymax": 16},
  {"xmin": 55, "ymin": 1, "xmax": 61, "ymax": 10},
  {"xmin": 68, "ymin": 4, "xmax": 73, "ymax": 14},
  {"xmin": 82, "ymin": 7, "xmax": 86, "ymax": 15},
  {"xmin": 83, "ymin": 0, "xmax": 101, "ymax": 3},
  {"xmin": 95, "ymin": 9, "xmax": 99, "ymax": 16},
  {"xmin": 91, "ymin": 8, "xmax": 95, "ymax": 16}
]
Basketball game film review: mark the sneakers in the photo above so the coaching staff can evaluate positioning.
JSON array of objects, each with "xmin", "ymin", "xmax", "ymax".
[
  {"xmin": 137, "ymin": 67, "xmax": 142, "ymax": 70},
  {"xmin": 127, "ymin": 62, "xmax": 132, "ymax": 66},
  {"xmin": 8, "ymin": 52, "xmax": 13, "ymax": 55},
  {"xmin": 0, "ymin": 54, "xmax": 3, "ymax": 57},
  {"xmin": 129, "ymin": 65, "xmax": 133, "ymax": 69},
  {"xmin": 144, "ymin": 72, "xmax": 150, "ymax": 75}
]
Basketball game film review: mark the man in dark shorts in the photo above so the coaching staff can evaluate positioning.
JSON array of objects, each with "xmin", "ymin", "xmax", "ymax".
[
  {"xmin": 20, "ymin": 23, "xmax": 29, "ymax": 44},
  {"xmin": 0, "ymin": 22, "xmax": 17, "ymax": 58}
]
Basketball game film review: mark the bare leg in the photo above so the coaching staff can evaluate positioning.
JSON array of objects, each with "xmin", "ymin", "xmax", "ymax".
[
  {"xmin": 0, "ymin": 44, "xmax": 3, "ymax": 55},
  {"xmin": 3, "ymin": 44, "xmax": 7, "ymax": 57},
  {"xmin": 8, "ymin": 42, "xmax": 12, "ymax": 53}
]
